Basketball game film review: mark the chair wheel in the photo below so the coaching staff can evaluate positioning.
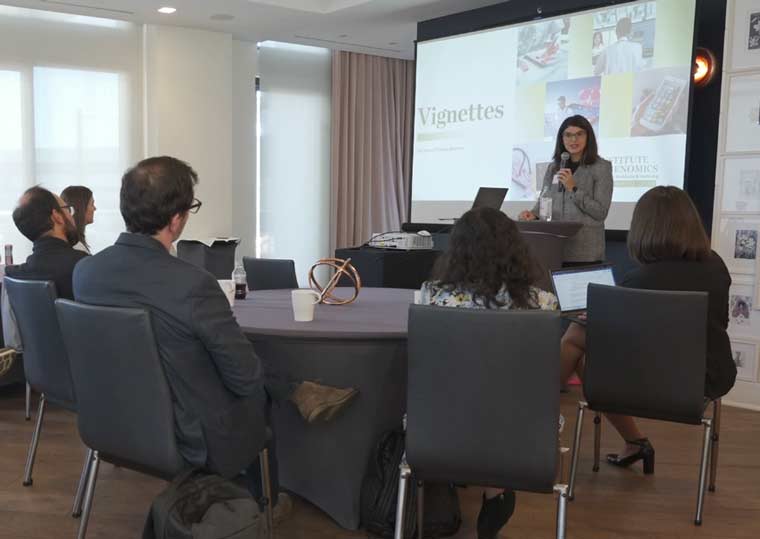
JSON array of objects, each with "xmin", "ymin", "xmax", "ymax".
[
  {"xmin": 694, "ymin": 519, "xmax": 702, "ymax": 526},
  {"xmin": 708, "ymin": 485, "xmax": 715, "ymax": 493},
  {"xmin": 22, "ymin": 479, "xmax": 32, "ymax": 486},
  {"xmin": 72, "ymin": 511, "xmax": 82, "ymax": 518}
]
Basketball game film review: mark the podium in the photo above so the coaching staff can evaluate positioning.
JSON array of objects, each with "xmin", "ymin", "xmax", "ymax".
[
  {"xmin": 177, "ymin": 238, "xmax": 240, "ymax": 279},
  {"xmin": 334, "ymin": 247, "xmax": 440, "ymax": 289},
  {"xmin": 516, "ymin": 221, "xmax": 582, "ymax": 291}
]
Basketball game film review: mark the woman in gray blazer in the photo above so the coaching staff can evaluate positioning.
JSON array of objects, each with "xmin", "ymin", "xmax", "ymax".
[{"xmin": 519, "ymin": 115, "xmax": 613, "ymax": 264}]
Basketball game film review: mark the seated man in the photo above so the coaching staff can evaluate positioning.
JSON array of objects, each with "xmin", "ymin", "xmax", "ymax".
[
  {"xmin": 3, "ymin": 186, "xmax": 89, "ymax": 351},
  {"xmin": 73, "ymin": 156, "xmax": 355, "ymax": 509}
]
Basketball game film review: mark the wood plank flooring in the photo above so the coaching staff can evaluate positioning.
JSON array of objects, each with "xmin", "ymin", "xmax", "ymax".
[{"xmin": 1, "ymin": 385, "xmax": 758, "ymax": 538}]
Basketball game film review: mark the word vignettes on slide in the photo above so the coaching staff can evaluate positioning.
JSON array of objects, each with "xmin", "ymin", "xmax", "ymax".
[{"xmin": 418, "ymin": 104, "xmax": 505, "ymax": 129}]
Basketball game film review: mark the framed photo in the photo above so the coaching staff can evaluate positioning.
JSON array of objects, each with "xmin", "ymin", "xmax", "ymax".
[
  {"xmin": 728, "ymin": 281, "xmax": 760, "ymax": 337},
  {"xmin": 721, "ymin": 157, "xmax": 760, "ymax": 213},
  {"xmin": 730, "ymin": 1, "xmax": 760, "ymax": 70},
  {"xmin": 716, "ymin": 218, "xmax": 760, "ymax": 274},
  {"xmin": 725, "ymin": 74, "xmax": 760, "ymax": 153},
  {"xmin": 731, "ymin": 340, "xmax": 759, "ymax": 382}
]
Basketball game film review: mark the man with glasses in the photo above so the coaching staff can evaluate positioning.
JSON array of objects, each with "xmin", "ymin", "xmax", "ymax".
[
  {"xmin": 5, "ymin": 186, "xmax": 89, "ymax": 300},
  {"xmin": 74, "ymin": 156, "xmax": 356, "ymax": 521}
]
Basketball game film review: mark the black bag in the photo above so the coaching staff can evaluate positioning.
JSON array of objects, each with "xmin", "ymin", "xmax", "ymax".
[
  {"xmin": 360, "ymin": 430, "xmax": 462, "ymax": 539},
  {"xmin": 143, "ymin": 469, "xmax": 263, "ymax": 539}
]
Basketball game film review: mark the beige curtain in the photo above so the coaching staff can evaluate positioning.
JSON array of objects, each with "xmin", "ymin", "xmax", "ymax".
[{"xmin": 330, "ymin": 50, "xmax": 415, "ymax": 250}]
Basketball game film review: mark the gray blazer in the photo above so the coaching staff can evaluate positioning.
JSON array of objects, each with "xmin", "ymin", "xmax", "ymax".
[
  {"xmin": 531, "ymin": 157, "xmax": 613, "ymax": 262},
  {"xmin": 73, "ymin": 233, "xmax": 267, "ymax": 477}
]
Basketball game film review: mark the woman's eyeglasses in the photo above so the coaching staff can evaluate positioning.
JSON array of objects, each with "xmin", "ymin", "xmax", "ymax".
[
  {"xmin": 188, "ymin": 198, "xmax": 202, "ymax": 214},
  {"xmin": 562, "ymin": 130, "xmax": 587, "ymax": 141}
]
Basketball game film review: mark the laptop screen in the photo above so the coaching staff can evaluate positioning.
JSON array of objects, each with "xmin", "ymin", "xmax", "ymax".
[
  {"xmin": 551, "ymin": 265, "xmax": 616, "ymax": 313},
  {"xmin": 471, "ymin": 187, "xmax": 508, "ymax": 210}
]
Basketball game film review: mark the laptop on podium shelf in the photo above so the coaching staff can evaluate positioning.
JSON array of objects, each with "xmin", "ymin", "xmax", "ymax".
[
  {"xmin": 471, "ymin": 187, "xmax": 508, "ymax": 209},
  {"xmin": 550, "ymin": 264, "xmax": 616, "ymax": 325}
]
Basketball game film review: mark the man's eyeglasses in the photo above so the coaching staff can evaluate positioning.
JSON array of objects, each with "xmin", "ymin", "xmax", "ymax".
[
  {"xmin": 188, "ymin": 198, "xmax": 202, "ymax": 214},
  {"xmin": 562, "ymin": 130, "xmax": 587, "ymax": 141}
]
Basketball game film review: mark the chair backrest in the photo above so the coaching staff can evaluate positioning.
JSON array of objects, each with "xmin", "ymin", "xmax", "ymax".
[
  {"xmin": 55, "ymin": 300, "xmax": 186, "ymax": 478},
  {"xmin": 406, "ymin": 305, "xmax": 561, "ymax": 493},
  {"xmin": 3, "ymin": 277, "xmax": 75, "ymax": 407},
  {"xmin": 584, "ymin": 284, "xmax": 708, "ymax": 425},
  {"xmin": 242, "ymin": 257, "xmax": 299, "ymax": 290}
]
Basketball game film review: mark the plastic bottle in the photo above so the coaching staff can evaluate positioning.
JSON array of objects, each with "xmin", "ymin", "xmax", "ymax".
[{"xmin": 232, "ymin": 263, "xmax": 247, "ymax": 300}]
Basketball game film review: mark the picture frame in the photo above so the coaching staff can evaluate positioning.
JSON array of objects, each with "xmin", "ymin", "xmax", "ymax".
[
  {"xmin": 728, "ymin": 280, "xmax": 760, "ymax": 337},
  {"xmin": 729, "ymin": 1, "xmax": 760, "ymax": 70},
  {"xmin": 716, "ymin": 218, "xmax": 760, "ymax": 274},
  {"xmin": 721, "ymin": 157, "xmax": 760, "ymax": 213},
  {"xmin": 724, "ymin": 74, "xmax": 760, "ymax": 153},
  {"xmin": 731, "ymin": 339, "xmax": 760, "ymax": 382}
]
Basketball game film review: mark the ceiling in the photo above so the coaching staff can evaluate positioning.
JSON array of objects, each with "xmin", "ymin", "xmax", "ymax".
[{"xmin": 1, "ymin": 0, "xmax": 504, "ymax": 59}]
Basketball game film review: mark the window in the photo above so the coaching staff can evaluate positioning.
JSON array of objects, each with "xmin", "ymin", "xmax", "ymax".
[{"xmin": 0, "ymin": 70, "xmax": 26, "ymax": 258}]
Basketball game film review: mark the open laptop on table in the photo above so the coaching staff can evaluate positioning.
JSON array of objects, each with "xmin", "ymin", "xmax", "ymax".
[{"xmin": 550, "ymin": 264, "xmax": 616, "ymax": 325}]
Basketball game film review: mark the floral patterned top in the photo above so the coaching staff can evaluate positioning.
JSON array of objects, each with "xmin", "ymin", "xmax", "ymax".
[{"xmin": 419, "ymin": 281, "xmax": 558, "ymax": 311}]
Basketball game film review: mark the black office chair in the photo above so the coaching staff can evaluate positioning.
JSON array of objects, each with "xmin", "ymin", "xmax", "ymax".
[
  {"xmin": 55, "ymin": 300, "xmax": 274, "ymax": 539},
  {"xmin": 243, "ymin": 257, "xmax": 299, "ymax": 290},
  {"xmin": 3, "ymin": 277, "xmax": 82, "ymax": 494},
  {"xmin": 567, "ymin": 284, "xmax": 720, "ymax": 526},
  {"xmin": 396, "ymin": 305, "xmax": 568, "ymax": 539}
]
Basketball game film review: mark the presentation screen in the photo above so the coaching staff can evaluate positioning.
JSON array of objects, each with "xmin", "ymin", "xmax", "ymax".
[{"xmin": 410, "ymin": 0, "xmax": 698, "ymax": 229}]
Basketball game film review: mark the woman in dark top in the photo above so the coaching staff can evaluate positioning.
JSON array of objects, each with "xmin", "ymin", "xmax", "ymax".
[{"xmin": 560, "ymin": 186, "xmax": 736, "ymax": 472}]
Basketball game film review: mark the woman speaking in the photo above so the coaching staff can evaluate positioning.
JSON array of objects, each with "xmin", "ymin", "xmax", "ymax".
[{"xmin": 519, "ymin": 115, "xmax": 613, "ymax": 265}]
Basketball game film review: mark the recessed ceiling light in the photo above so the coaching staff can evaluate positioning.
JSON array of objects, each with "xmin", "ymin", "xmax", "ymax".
[{"xmin": 158, "ymin": 7, "xmax": 176, "ymax": 14}]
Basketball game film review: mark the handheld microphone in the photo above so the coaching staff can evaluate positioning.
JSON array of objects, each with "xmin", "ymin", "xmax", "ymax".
[{"xmin": 558, "ymin": 151, "xmax": 570, "ymax": 192}]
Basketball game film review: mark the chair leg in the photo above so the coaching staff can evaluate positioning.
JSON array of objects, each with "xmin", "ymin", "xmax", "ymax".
[
  {"xmin": 593, "ymin": 412, "xmax": 602, "ymax": 472},
  {"xmin": 416, "ymin": 480, "xmax": 424, "ymax": 539},
  {"xmin": 554, "ymin": 484, "xmax": 569, "ymax": 539},
  {"xmin": 694, "ymin": 418, "xmax": 713, "ymax": 526},
  {"xmin": 77, "ymin": 450, "xmax": 100, "ymax": 539},
  {"xmin": 25, "ymin": 382, "xmax": 31, "ymax": 421},
  {"xmin": 709, "ymin": 400, "xmax": 721, "ymax": 492},
  {"xmin": 567, "ymin": 401, "xmax": 587, "ymax": 501},
  {"xmin": 22, "ymin": 394, "xmax": 46, "ymax": 486},
  {"xmin": 72, "ymin": 448, "xmax": 94, "ymax": 518},
  {"xmin": 394, "ymin": 455, "xmax": 412, "ymax": 539},
  {"xmin": 259, "ymin": 448, "xmax": 274, "ymax": 539}
]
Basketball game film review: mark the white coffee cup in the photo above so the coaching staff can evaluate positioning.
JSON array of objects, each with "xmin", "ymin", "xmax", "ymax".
[
  {"xmin": 413, "ymin": 290, "xmax": 422, "ymax": 305},
  {"xmin": 291, "ymin": 289, "xmax": 320, "ymax": 322},
  {"xmin": 218, "ymin": 280, "xmax": 236, "ymax": 307}
]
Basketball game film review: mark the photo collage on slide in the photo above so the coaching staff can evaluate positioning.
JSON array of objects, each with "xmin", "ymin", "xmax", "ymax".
[{"xmin": 510, "ymin": 0, "xmax": 692, "ymax": 201}]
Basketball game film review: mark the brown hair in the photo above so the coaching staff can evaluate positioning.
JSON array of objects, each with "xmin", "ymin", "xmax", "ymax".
[
  {"xmin": 627, "ymin": 186, "xmax": 711, "ymax": 264},
  {"xmin": 552, "ymin": 115, "xmax": 599, "ymax": 167},
  {"xmin": 61, "ymin": 186, "xmax": 93, "ymax": 251}
]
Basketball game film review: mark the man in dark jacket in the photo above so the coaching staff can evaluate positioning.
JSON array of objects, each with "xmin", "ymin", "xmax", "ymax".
[
  {"xmin": 74, "ymin": 156, "xmax": 355, "ymax": 509},
  {"xmin": 6, "ymin": 186, "xmax": 89, "ymax": 299}
]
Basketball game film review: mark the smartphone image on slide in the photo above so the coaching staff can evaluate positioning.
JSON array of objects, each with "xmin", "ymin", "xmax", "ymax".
[{"xmin": 638, "ymin": 76, "xmax": 687, "ymax": 132}]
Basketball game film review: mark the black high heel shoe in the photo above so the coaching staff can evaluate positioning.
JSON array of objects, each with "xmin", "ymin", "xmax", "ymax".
[
  {"xmin": 606, "ymin": 438, "xmax": 655, "ymax": 474},
  {"xmin": 476, "ymin": 489, "xmax": 516, "ymax": 539}
]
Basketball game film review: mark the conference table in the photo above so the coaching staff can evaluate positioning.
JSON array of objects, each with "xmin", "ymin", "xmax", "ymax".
[{"xmin": 233, "ymin": 287, "xmax": 413, "ymax": 530}]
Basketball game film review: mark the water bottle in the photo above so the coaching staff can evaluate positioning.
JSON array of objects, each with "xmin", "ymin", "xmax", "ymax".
[
  {"xmin": 539, "ymin": 186, "xmax": 553, "ymax": 222},
  {"xmin": 4, "ymin": 244, "xmax": 13, "ymax": 266},
  {"xmin": 232, "ymin": 263, "xmax": 247, "ymax": 300}
]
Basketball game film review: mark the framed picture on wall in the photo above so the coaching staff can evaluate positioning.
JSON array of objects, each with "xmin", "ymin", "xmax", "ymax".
[
  {"xmin": 728, "ymin": 280, "xmax": 760, "ymax": 337},
  {"xmin": 725, "ymin": 74, "xmax": 760, "ymax": 153},
  {"xmin": 721, "ymin": 157, "xmax": 760, "ymax": 213},
  {"xmin": 716, "ymin": 218, "xmax": 760, "ymax": 274},
  {"xmin": 730, "ymin": 1, "xmax": 760, "ymax": 69},
  {"xmin": 731, "ymin": 340, "xmax": 759, "ymax": 382}
]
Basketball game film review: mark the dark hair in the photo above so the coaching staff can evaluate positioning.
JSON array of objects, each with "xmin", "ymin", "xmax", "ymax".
[
  {"xmin": 61, "ymin": 186, "xmax": 93, "ymax": 251},
  {"xmin": 431, "ymin": 207, "xmax": 538, "ymax": 309},
  {"xmin": 12, "ymin": 186, "xmax": 60, "ymax": 242},
  {"xmin": 553, "ymin": 115, "xmax": 599, "ymax": 168},
  {"xmin": 120, "ymin": 156, "xmax": 198, "ymax": 235},
  {"xmin": 616, "ymin": 17, "xmax": 633, "ymax": 38},
  {"xmin": 628, "ymin": 186, "xmax": 711, "ymax": 264}
]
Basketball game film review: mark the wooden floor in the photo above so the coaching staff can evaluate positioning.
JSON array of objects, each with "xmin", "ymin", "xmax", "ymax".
[{"xmin": 1, "ymin": 385, "xmax": 758, "ymax": 539}]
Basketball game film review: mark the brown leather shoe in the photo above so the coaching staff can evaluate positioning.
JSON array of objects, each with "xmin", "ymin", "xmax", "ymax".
[{"xmin": 290, "ymin": 381, "xmax": 358, "ymax": 423}]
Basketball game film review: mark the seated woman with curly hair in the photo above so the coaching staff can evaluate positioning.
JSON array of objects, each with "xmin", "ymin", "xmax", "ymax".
[{"xmin": 418, "ymin": 206, "xmax": 557, "ymax": 539}]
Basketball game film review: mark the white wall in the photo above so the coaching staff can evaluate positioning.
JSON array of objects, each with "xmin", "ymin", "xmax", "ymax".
[
  {"xmin": 143, "ymin": 25, "xmax": 235, "ymax": 241},
  {"xmin": 713, "ymin": 0, "xmax": 760, "ymax": 410}
]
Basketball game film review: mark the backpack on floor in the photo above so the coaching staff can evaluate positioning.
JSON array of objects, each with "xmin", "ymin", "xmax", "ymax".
[
  {"xmin": 143, "ymin": 469, "xmax": 263, "ymax": 539},
  {"xmin": 360, "ymin": 429, "xmax": 462, "ymax": 539}
]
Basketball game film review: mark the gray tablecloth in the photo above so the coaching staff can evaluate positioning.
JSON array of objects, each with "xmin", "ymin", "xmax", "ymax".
[{"xmin": 234, "ymin": 288, "xmax": 413, "ymax": 529}]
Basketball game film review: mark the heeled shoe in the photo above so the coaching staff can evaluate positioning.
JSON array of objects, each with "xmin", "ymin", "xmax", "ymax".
[
  {"xmin": 606, "ymin": 438, "xmax": 655, "ymax": 474},
  {"xmin": 476, "ymin": 489, "xmax": 516, "ymax": 539}
]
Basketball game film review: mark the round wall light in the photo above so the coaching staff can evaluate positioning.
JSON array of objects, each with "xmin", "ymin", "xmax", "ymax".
[{"xmin": 694, "ymin": 47, "xmax": 718, "ymax": 87}]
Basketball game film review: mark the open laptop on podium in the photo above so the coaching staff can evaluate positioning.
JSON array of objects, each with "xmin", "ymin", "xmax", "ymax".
[
  {"xmin": 550, "ymin": 264, "xmax": 616, "ymax": 325},
  {"xmin": 437, "ymin": 187, "xmax": 509, "ymax": 223}
]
